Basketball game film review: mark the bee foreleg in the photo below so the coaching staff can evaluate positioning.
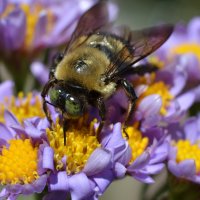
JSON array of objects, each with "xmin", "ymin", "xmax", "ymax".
[
  {"xmin": 96, "ymin": 97, "xmax": 106, "ymax": 142},
  {"xmin": 41, "ymin": 78, "xmax": 57, "ymax": 128},
  {"xmin": 122, "ymin": 63, "xmax": 158, "ymax": 76},
  {"xmin": 119, "ymin": 78, "xmax": 137, "ymax": 138}
]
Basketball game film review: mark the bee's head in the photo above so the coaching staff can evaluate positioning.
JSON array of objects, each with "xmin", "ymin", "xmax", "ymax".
[{"xmin": 48, "ymin": 85, "xmax": 86, "ymax": 118}]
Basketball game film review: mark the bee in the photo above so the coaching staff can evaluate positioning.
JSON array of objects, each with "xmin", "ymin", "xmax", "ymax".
[{"xmin": 42, "ymin": 1, "xmax": 173, "ymax": 145}]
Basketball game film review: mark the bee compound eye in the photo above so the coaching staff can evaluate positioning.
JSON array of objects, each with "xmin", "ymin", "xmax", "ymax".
[
  {"xmin": 65, "ymin": 95, "xmax": 82, "ymax": 117},
  {"xmin": 49, "ymin": 88, "xmax": 60, "ymax": 104}
]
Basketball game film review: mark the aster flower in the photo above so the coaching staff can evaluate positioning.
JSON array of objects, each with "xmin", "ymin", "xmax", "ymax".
[
  {"xmin": 0, "ymin": 0, "xmax": 97, "ymax": 53},
  {"xmin": 157, "ymin": 17, "xmax": 200, "ymax": 83},
  {"xmin": 119, "ymin": 124, "xmax": 168, "ymax": 184},
  {"xmin": 0, "ymin": 111, "xmax": 48, "ymax": 199},
  {"xmin": 167, "ymin": 114, "xmax": 200, "ymax": 184},
  {"xmin": 43, "ymin": 119, "xmax": 130, "ymax": 200}
]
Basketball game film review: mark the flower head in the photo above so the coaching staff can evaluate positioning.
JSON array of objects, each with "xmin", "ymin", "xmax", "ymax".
[
  {"xmin": 0, "ymin": 0, "xmax": 97, "ymax": 53},
  {"xmin": 0, "ymin": 111, "xmax": 48, "ymax": 199},
  {"xmin": 168, "ymin": 114, "xmax": 200, "ymax": 183},
  {"xmin": 43, "ymin": 118, "xmax": 130, "ymax": 199}
]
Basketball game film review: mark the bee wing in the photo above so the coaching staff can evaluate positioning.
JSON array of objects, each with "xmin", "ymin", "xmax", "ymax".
[
  {"xmin": 103, "ymin": 24, "xmax": 173, "ymax": 81},
  {"xmin": 65, "ymin": 1, "xmax": 117, "ymax": 53}
]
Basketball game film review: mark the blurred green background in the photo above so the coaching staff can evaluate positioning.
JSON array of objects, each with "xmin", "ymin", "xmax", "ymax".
[{"xmin": 16, "ymin": 0, "xmax": 200, "ymax": 199}]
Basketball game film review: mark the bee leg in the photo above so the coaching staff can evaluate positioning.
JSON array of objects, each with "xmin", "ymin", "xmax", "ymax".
[
  {"xmin": 96, "ymin": 97, "xmax": 106, "ymax": 142},
  {"xmin": 119, "ymin": 78, "xmax": 137, "ymax": 138},
  {"xmin": 122, "ymin": 63, "xmax": 158, "ymax": 76},
  {"xmin": 41, "ymin": 78, "xmax": 57, "ymax": 128}
]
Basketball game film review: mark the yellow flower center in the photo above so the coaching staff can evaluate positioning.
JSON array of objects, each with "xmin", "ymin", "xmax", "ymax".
[
  {"xmin": 0, "ymin": 92, "xmax": 45, "ymax": 123},
  {"xmin": 176, "ymin": 140, "xmax": 200, "ymax": 174},
  {"xmin": 0, "ymin": 139, "xmax": 39, "ymax": 185},
  {"xmin": 46, "ymin": 118, "xmax": 101, "ymax": 174},
  {"xmin": 138, "ymin": 81, "xmax": 174, "ymax": 115},
  {"xmin": 124, "ymin": 125, "xmax": 149, "ymax": 163},
  {"xmin": 171, "ymin": 43, "xmax": 200, "ymax": 61}
]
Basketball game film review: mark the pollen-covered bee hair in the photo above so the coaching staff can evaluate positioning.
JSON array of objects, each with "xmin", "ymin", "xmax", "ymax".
[{"xmin": 42, "ymin": 1, "xmax": 173, "ymax": 145}]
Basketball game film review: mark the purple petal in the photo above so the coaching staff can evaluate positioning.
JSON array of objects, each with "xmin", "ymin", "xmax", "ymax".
[
  {"xmin": 107, "ymin": 2, "xmax": 118, "ymax": 22},
  {"xmin": 168, "ymin": 160, "xmax": 196, "ymax": 178},
  {"xmin": 24, "ymin": 120, "xmax": 43, "ymax": 138},
  {"xmin": 32, "ymin": 175, "xmax": 48, "ymax": 193},
  {"xmin": 175, "ymin": 91, "xmax": 195, "ymax": 112},
  {"xmin": 188, "ymin": 17, "xmax": 200, "ymax": 42},
  {"xmin": 1, "ymin": 9, "xmax": 26, "ymax": 50},
  {"xmin": 128, "ymin": 152, "xmax": 150, "ymax": 171},
  {"xmin": 43, "ymin": 147, "xmax": 54, "ymax": 170},
  {"xmin": 4, "ymin": 110, "xmax": 20, "ymax": 127},
  {"xmin": 49, "ymin": 172, "xmax": 69, "ymax": 191},
  {"xmin": 92, "ymin": 169, "xmax": 114, "ymax": 195},
  {"xmin": 114, "ymin": 143, "xmax": 132, "ymax": 165},
  {"xmin": 114, "ymin": 162, "xmax": 126, "ymax": 179},
  {"xmin": 69, "ymin": 173, "xmax": 94, "ymax": 200},
  {"xmin": 170, "ymin": 71, "xmax": 186, "ymax": 96},
  {"xmin": 0, "ymin": 122, "xmax": 13, "ymax": 141},
  {"xmin": 138, "ymin": 95, "xmax": 162, "ymax": 118},
  {"xmin": 83, "ymin": 148, "xmax": 111, "ymax": 176},
  {"xmin": 43, "ymin": 191, "xmax": 67, "ymax": 200},
  {"xmin": 184, "ymin": 117, "xmax": 198, "ymax": 143},
  {"xmin": 178, "ymin": 160, "xmax": 196, "ymax": 177},
  {"xmin": 0, "ymin": 0, "xmax": 7, "ymax": 15},
  {"xmin": 0, "ymin": 188, "xmax": 9, "ymax": 198},
  {"xmin": 144, "ymin": 163, "xmax": 165, "ymax": 174},
  {"xmin": 0, "ymin": 81, "xmax": 14, "ymax": 102},
  {"xmin": 103, "ymin": 123, "xmax": 124, "ymax": 148},
  {"xmin": 149, "ymin": 142, "xmax": 169, "ymax": 164},
  {"xmin": 132, "ymin": 172, "xmax": 155, "ymax": 184},
  {"xmin": 193, "ymin": 85, "xmax": 200, "ymax": 102},
  {"xmin": 30, "ymin": 62, "xmax": 49, "ymax": 85}
]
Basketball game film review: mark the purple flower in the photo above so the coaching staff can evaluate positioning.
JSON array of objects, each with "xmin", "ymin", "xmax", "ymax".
[
  {"xmin": 42, "ymin": 121, "xmax": 130, "ymax": 200},
  {"xmin": 167, "ymin": 114, "xmax": 200, "ymax": 183},
  {"xmin": 118, "ymin": 124, "xmax": 168, "ymax": 184},
  {"xmin": 0, "ymin": 0, "xmax": 97, "ymax": 52},
  {"xmin": 0, "ymin": 110, "xmax": 49, "ymax": 199},
  {"xmin": 157, "ymin": 18, "xmax": 200, "ymax": 83}
]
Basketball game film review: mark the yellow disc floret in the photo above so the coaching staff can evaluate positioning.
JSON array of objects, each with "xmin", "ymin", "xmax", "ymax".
[
  {"xmin": 176, "ymin": 140, "xmax": 200, "ymax": 174},
  {"xmin": 124, "ymin": 125, "xmax": 149, "ymax": 163},
  {"xmin": 0, "ymin": 92, "xmax": 45, "ymax": 123},
  {"xmin": 138, "ymin": 81, "xmax": 173, "ymax": 115},
  {"xmin": 46, "ymin": 118, "xmax": 101, "ymax": 174},
  {"xmin": 171, "ymin": 43, "xmax": 200, "ymax": 61},
  {"xmin": 0, "ymin": 139, "xmax": 39, "ymax": 185}
]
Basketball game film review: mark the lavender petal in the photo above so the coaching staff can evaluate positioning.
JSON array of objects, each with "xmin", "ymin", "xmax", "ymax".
[{"xmin": 83, "ymin": 148, "xmax": 111, "ymax": 176}]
